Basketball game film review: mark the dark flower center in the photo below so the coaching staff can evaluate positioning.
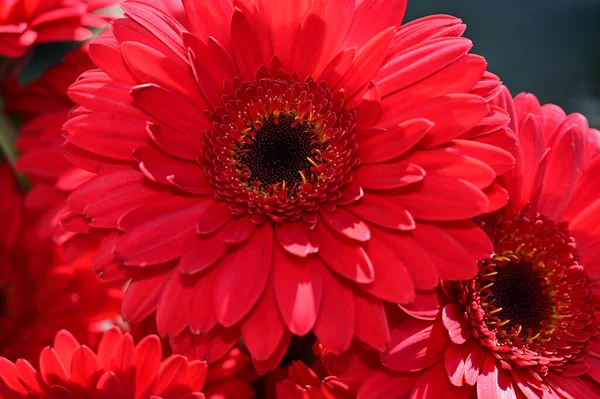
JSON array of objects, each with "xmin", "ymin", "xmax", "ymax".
[
  {"xmin": 201, "ymin": 66, "xmax": 357, "ymax": 222},
  {"xmin": 488, "ymin": 260, "xmax": 553, "ymax": 332},
  {"xmin": 238, "ymin": 114, "xmax": 319, "ymax": 189},
  {"xmin": 459, "ymin": 211, "xmax": 596, "ymax": 375}
]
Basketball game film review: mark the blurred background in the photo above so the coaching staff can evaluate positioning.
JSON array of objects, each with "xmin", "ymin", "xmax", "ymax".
[{"xmin": 405, "ymin": 0, "xmax": 600, "ymax": 127}]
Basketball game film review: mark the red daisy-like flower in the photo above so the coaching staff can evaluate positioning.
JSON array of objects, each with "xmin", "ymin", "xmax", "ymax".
[
  {"xmin": 355, "ymin": 89, "xmax": 600, "ymax": 398},
  {"xmin": 62, "ymin": 0, "xmax": 515, "ymax": 367},
  {"xmin": 0, "ymin": 0, "xmax": 114, "ymax": 59},
  {"xmin": 0, "ymin": 327, "xmax": 208, "ymax": 398},
  {"xmin": 0, "ymin": 164, "xmax": 121, "ymax": 362}
]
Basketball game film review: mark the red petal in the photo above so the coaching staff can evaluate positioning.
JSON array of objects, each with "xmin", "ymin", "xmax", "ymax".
[
  {"xmin": 373, "ymin": 228, "xmax": 439, "ymax": 290},
  {"xmin": 346, "ymin": 193, "xmax": 415, "ymax": 231},
  {"xmin": 229, "ymin": 11, "xmax": 263, "ymax": 81},
  {"xmin": 196, "ymin": 201, "xmax": 232, "ymax": 235},
  {"xmin": 39, "ymin": 348, "xmax": 69, "ymax": 386},
  {"xmin": 356, "ymin": 82, "xmax": 382, "ymax": 129},
  {"xmin": 336, "ymin": 27, "xmax": 396, "ymax": 104},
  {"xmin": 152, "ymin": 356, "xmax": 187, "ymax": 396},
  {"xmin": 95, "ymin": 328, "xmax": 123, "ymax": 371},
  {"xmin": 413, "ymin": 222, "xmax": 489, "ymax": 281},
  {"xmin": 343, "ymin": 0, "xmax": 407, "ymax": 49},
  {"xmin": 476, "ymin": 355, "xmax": 517, "ymax": 399},
  {"xmin": 130, "ymin": 83, "xmax": 210, "ymax": 134},
  {"xmin": 406, "ymin": 149, "xmax": 495, "ymax": 189},
  {"xmin": 313, "ymin": 263, "xmax": 355, "ymax": 353},
  {"xmin": 188, "ymin": 266, "xmax": 220, "ymax": 333},
  {"xmin": 291, "ymin": 0, "xmax": 326, "ymax": 79},
  {"xmin": 398, "ymin": 175, "xmax": 489, "ymax": 221},
  {"xmin": 116, "ymin": 196, "xmax": 204, "ymax": 266},
  {"xmin": 410, "ymin": 361, "xmax": 474, "ymax": 398},
  {"xmin": 122, "ymin": 271, "xmax": 171, "ymax": 323},
  {"xmin": 121, "ymin": 41, "xmax": 205, "ymax": 106},
  {"xmin": 320, "ymin": 208, "xmax": 370, "ymax": 242},
  {"xmin": 313, "ymin": 222, "xmax": 374, "ymax": 284},
  {"xmin": 134, "ymin": 335, "xmax": 162, "ymax": 396},
  {"xmin": 274, "ymin": 247, "xmax": 323, "ymax": 336},
  {"xmin": 383, "ymin": 318, "xmax": 449, "ymax": 372},
  {"xmin": 358, "ymin": 370, "xmax": 418, "ymax": 399},
  {"xmin": 241, "ymin": 277, "xmax": 286, "ymax": 361},
  {"xmin": 214, "ymin": 224, "xmax": 273, "ymax": 326},
  {"xmin": 358, "ymin": 118, "xmax": 433, "ymax": 164},
  {"xmin": 442, "ymin": 303, "xmax": 471, "ymax": 345},
  {"xmin": 156, "ymin": 272, "xmax": 194, "ymax": 337},
  {"xmin": 445, "ymin": 340, "xmax": 478, "ymax": 387},
  {"xmin": 179, "ymin": 217, "xmax": 255, "ymax": 275},
  {"xmin": 70, "ymin": 346, "xmax": 102, "ymax": 389},
  {"xmin": 377, "ymin": 38, "xmax": 473, "ymax": 97},
  {"xmin": 147, "ymin": 123, "xmax": 203, "ymax": 161},
  {"xmin": 353, "ymin": 163, "xmax": 425, "ymax": 190},
  {"xmin": 449, "ymin": 139, "xmax": 515, "ymax": 177},
  {"xmin": 252, "ymin": 332, "xmax": 292, "ymax": 375},
  {"xmin": 275, "ymin": 222, "xmax": 318, "ymax": 257},
  {"xmin": 181, "ymin": 0, "xmax": 232, "ymax": 48},
  {"xmin": 88, "ymin": 37, "xmax": 136, "ymax": 82},
  {"xmin": 63, "ymin": 112, "xmax": 148, "ymax": 161},
  {"xmin": 53, "ymin": 330, "xmax": 81, "ymax": 372},
  {"xmin": 361, "ymin": 230, "xmax": 415, "ymax": 304},
  {"xmin": 354, "ymin": 293, "xmax": 389, "ymax": 352}
]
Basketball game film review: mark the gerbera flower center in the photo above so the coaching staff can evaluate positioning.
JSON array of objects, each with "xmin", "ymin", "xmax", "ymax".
[
  {"xmin": 201, "ymin": 66, "xmax": 357, "ymax": 222},
  {"xmin": 237, "ymin": 114, "xmax": 320, "ymax": 189},
  {"xmin": 487, "ymin": 259, "xmax": 553, "ymax": 332},
  {"xmin": 459, "ymin": 211, "xmax": 596, "ymax": 375}
]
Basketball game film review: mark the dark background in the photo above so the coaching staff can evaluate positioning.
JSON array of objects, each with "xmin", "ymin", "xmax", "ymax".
[{"xmin": 405, "ymin": 0, "xmax": 600, "ymax": 127}]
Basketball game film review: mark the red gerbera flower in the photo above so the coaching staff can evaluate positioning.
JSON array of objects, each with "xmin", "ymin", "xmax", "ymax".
[
  {"xmin": 0, "ymin": 0, "xmax": 112, "ymax": 59},
  {"xmin": 354, "ymin": 89, "xmax": 600, "ymax": 398},
  {"xmin": 0, "ymin": 326, "xmax": 208, "ymax": 398},
  {"xmin": 0, "ymin": 164, "xmax": 121, "ymax": 362},
  {"xmin": 62, "ymin": 0, "xmax": 515, "ymax": 368}
]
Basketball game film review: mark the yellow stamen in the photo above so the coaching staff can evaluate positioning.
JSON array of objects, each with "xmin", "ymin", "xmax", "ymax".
[
  {"xmin": 498, "ymin": 319, "xmax": 511, "ymax": 327},
  {"xmin": 529, "ymin": 332, "xmax": 541, "ymax": 341},
  {"xmin": 479, "ymin": 282, "xmax": 494, "ymax": 291},
  {"xmin": 483, "ymin": 272, "xmax": 498, "ymax": 278},
  {"xmin": 299, "ymin": 171, "xmax": 307, "ymax": 185},
  {"xmin": 515, "ymin": 325, "xmax": 522, "ymax": 337},
  {"xmin": 307, "ymin": 157, "xmax": 319, "ymax": 168},
  {"xmin": 489, "ymin": 308, "xmax": 503, "ymax": 315}
]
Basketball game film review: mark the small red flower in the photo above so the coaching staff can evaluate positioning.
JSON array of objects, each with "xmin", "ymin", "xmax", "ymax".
[
  {"xmin": 0, "ymin": 327, "xmax": 208, "ymax": 398},
  {"xmin": 62, "ymin": 0, "xmax": 515, "ymax": 368},
  {"xmin": 0, "ymin": 164, "xmax": 121, "ymax": 362},
  {"xmin": 352, "ymin": 89, "xmax": 600, "ymax": 398},
  {"xmin": 0, "ymin": 0, "xmax": 114, "ymax": 59}
]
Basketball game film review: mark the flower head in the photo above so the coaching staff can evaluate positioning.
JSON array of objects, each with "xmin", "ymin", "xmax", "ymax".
[
  {"xmin": 0, "ymin": 0, "xmax": 115, "ymax": 59},
  {"xmin": 0, "ymin": 327, "xmax": 207, "ymax": 398},
  {"xmin": 354, "ymin": 89, "xmax": 600, "ymax": 398},
  {"xmin": 62, "ymin": 0, "xmax": 514, "ymax": 367},
  {"xmin": 0, "ymin": 164, "xmax": 121, "ymax": 362}
]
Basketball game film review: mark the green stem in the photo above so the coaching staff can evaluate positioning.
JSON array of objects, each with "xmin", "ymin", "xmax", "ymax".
[{"xmin": 0, "ymin": 111, "xmax": 29, "ymax": 191}]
